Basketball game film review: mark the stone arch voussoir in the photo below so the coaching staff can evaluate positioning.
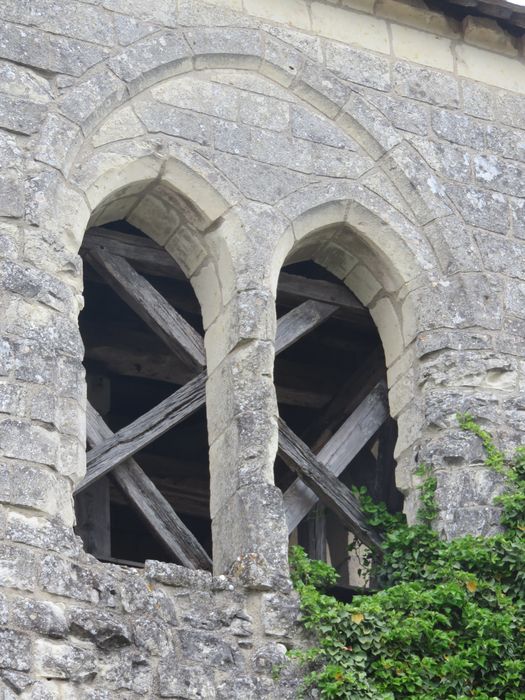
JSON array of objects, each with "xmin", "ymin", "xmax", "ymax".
[{"xmin": 41, "ymin": 27, "xmax": 449, "ymax": 193}]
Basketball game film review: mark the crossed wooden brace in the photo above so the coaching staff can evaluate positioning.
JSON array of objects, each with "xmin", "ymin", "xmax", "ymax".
[{"xmin": 76, "ymin": 234, "xmax": 386, "ymax": 572}]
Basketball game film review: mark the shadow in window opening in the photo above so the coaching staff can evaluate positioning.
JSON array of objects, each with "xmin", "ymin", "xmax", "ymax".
[
  {"xmin": 274, "ymin": 260, "xmax": 402, "ymax": 591},
  {"xmin": 75, "ymin": 220, "xmax": 212, "ymax": 569}
]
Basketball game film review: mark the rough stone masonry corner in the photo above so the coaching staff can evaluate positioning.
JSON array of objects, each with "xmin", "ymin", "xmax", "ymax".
[{"xmin": 1, "ymin": 0, "xmax": 525, "ymax": 696}]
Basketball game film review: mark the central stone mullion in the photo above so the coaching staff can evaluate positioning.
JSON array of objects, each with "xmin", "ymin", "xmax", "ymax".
[{"xmin": 205, "ymin": 289, "xmax": 289, "ymax": 587}]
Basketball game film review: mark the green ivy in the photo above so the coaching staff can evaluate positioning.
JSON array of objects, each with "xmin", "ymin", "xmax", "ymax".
[{"xmin": 289, "ymin": 417, "xmax": 525, "ymax": 699}]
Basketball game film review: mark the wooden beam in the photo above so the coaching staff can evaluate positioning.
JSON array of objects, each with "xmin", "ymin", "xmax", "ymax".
[
  {"xmin": 83, "ymin": 301, "xmax": 336, "ymax": 487},
  {"xmin": 83, "ymin": 323, "xmax": 331, "ymax": 408},
  {"xmin": 275, "ymin": 384, "xmax": 331, "ymax": 409},
  {"xmin": 278, "ymin": 416, "xmax": 383, "ymax": 553},
  {"xmin": 307, "ymin": 503, "xmax": 327, "ymax": 562},
  {"xmin": 83, "ymin": 227, "xmax": 184, "ymax": 279},
  {"xmin": 74, "ymin": 478, "xmax": 111, "ymax": 559},
  {"xmin": 278, "ymin": 271, "xmax": 363, "ymax": 312},
  {"xmin": 283, "ymin": 381, "xmax": 389, "ymax": 533},
  {"xmin": 275, "ymin": 299, "xmax": 338, "ymax": 353},
  {"xmin": 84, "ymin": 403, "xmax": 212, "ymax": 571},
  {"xmin": 110, "ymin": 475, "xmax": 210, "ymax": 518},
  {"xmin": 306, "ymin": 349, "xmax": 385, "ymax": 453},
  {"xmin": 83, "ymin": 264, "xmax": 201, "ymax": 317},
  {"xmin": 81, "ymin": 316, "xmax": 195, "ymax": 385},
  {"xmin": 86, "ymin": 248, "xmax": 206, "ymax": 372},
  {"xmin": 83, "ymin": 228, "xmax": 371, "ymax": 326},
  {"xmin": 79, "ymin": 373, "xmax": 207, "ymax": 491}
]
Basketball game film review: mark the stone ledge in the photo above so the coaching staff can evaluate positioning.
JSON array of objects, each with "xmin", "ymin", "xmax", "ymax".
[{"xmin": 144, "ymin": 559, "xmax": 235, "ymax": 591}]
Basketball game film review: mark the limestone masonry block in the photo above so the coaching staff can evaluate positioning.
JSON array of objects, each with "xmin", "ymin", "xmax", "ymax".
[
  {"xmin": 391, "ymin": 24, "xmax": 454, "ymax": 71},
  {"xmin": 311, "ymin": 2, "xmax": 390, "ymax": 54}
]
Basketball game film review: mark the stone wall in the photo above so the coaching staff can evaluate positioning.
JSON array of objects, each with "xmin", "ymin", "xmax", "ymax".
[
  {"xmin": 1, "ymin": 0, "xmax": 525, "ymax": 696},
  {"xmin": 0, "ymin": 514, "xmax": 302, "ymax": 698}
]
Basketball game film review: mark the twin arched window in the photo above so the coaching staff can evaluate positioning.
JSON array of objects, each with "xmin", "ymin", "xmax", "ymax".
[{"xmin": 75, "ymin": 221, "xmax": 399, "ymax": 587}]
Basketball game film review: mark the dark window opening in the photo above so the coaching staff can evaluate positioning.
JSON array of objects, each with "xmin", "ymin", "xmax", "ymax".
[
  {"xmin": 75, "ymin": 221, "xmax": 211, "ymax": 568},
  {"xmin": 275, "ymin": 260, "xmax": 402, "ymax": 589}
]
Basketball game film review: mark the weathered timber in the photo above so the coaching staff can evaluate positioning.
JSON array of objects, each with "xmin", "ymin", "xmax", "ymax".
[
  {"xmin": 283, "ymin": 381, "xmax": 389, "ymax": 532},
  {"xmin": 278, "ymin": 271, "xmax": 363, "ymax": 312},
  {"xmin": 83, "ymin": 336, "xmax": 195, "ymax": 386},
  {"xmin": 83, "ymin": 323, "xmax": 331, "ymax": 407},
  {"xmin": 278, "ymin": 417, "xmax": 383, "ymax": 553},
  {"xmin": 83, "ymin": 403, "xmax": 212, "ymax": 570},
  {"xmin": 275, "ymin": 299, "xmax": 338, "ymax": 353},
  {"xmin": 275, "ymin": 384, "xmax": 331, "ymax": 409},
  {"xmin": 110, "ymin": 474, "xmax": 210, "ymax": 518},
  {"xmin": 307, "ymin": 349, "xmax": 385, "ymax": 453},
  {"xmin": 84, "ymin": 228, "xmax": 371, "ymax": 325},
  {"xmin": 84, "ymin": 302, "xmax": 337, "ymax": 485},
  {"xmin": 86, "ymin": 248, "xmax": 206, "ymax": 371},
  {"xmin": 83, "ymin": 227, "xmax": 184, "ymax": 279},
  {"xmin": 74, "ymin": 478, "xmax": 111, "ymax": 559},
  {"xmin": 80, "ymin": 373, "xmax": 207, "ymax": 490},
  {"xmin": 112, "ymin": 461, "xmax": 212, "ymax": 569},
  {"xmin": 83, "ymin": 264, "xmax": 201, "ymax": 317},
  {"xmin": 306, "ymin": 503, "xmax": 327, "ymax": 561},
  {"xmin": 277, "ymin": 273, "xmax": 372, "ymax": 327}
]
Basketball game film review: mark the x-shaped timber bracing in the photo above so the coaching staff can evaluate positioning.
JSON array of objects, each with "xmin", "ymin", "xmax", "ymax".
[{"xmin": 76, "ymin": 228, "xmax": 386, "ymax": 567}]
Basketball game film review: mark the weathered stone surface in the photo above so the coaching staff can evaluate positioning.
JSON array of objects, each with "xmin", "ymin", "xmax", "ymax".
[
  {"xmin": 252, "ymin": 641, "xmax": 288, "ymax": 673},
  {"xmin": 0, "ymin": 2, "xmax": 523, "ymax": 697},
  {"xmin": 0, "ymin": 419, "xmax": 57, "ymax": 465},
  {"xmin": 393, "ymin": 61, "xmax": 460, "ymax": 107},
  {"xmin": 432, "ymin": 109, "xmax": 485, "ymax": 149},
  {"xmin": 0, "ymin": 60, "xmax": 52, "ymax": 103},
  {"xmin": 485, "ymin": 123, "xmax": 525, "ymax": 160},
  {"xmin": 461, "ymin": 80, "xmax": 496, "ymax": 121},
  {"xmin": 0, "ymin": 0, "xmax": 116, "ymax": 45},
  {"xmin": 214, "ymin": 152, "xmax": 309, "ymax": 204},
  {"xmin": 325, "ymin": 42, "xmax": 391, "ymax": 91},
  {"xmin": 158, "ymin": 660, "xmax": 216, "ymax": 699},
  {"xmin": 39, "ymin": 555, "xmax": 99, "ymax": 604},
  {"xmin": 5, "ymin": 512, "xmax": 83, "ymax": 557},
  {"xmin": 0, "ymin": 175, "xmax": 23, "ymax": 218},
  {"xmin": 186, "ymin": 27, "xmax": 262, "ymax": 66},
  {"xmin": 297, "ymin": 60, "xmax": 353, "ymax": 115},
  {"xmin": 145, "ymin": 560, "xmax": 213, "ymax": 589},
  {"xmin": 261, "ymin": 591, "xmax": 300, "ymax": 638},
  {"xmin": 240, "ymin": 92, "xmax": 289, "ymax": 131},
  {"xmin": 475, "ymin": 232, "xmax": 525, "ymax": 278},
  {"xmin": 409, "ymin": 136, "xmax": 471, "ymax": 182},
  {"xmin": 12, "ymin": 598, "xmax": 68, "ymax": 638},
  {"xmin": 0, "ymin": 630, "xmax": 31, "ymax": 671},
  {"xmin": 179, "ymin": 629, "xmax": 241, "ymax": 668},
  {"xmin": 448, "ymin": 183, "xmax": 509, "ymax": 234},
  {"xmin": 473, "ymin": 154, "xmax": 525, "ymax": 199},
  {"xmin": 34, "ymin": 639, "xmax": 96, "ymax": 681},
  {"xmin": 0, "ymin": 22, "xmax": 109, "ymax": 76},
  {"xmin": 364, "ymin": 90, "xmax": 429, "ymax": 136},
  {"xmin": 101, "ymin": 647, "xmax": 151, "ymax": 693},
  {"xmin": 59, "ymin": 69, "xmax": 125, "ymax": 129},
  {"xmin": 0, "ymin": 592, "xmax": 8, "ymax": 624},
  {"xmin": 109, "ymin": 30, "xmax": 190, "ymax": 87},
  {"xmin": 0, "ymin": 94, "xmax": 46, "ymax": 134},
  {"xmin": 290, "ymin": 104, "xmax": 356, "ymax": 148},
  {"xmin": 1, "ymin": 669, "xmax": 33, "ymax": 694},
  {"xmin": 68, "ymin": 607, "xmax": 132, "ymax": 649},
  {"xmin": 135, "ymin": 101, "xmax": 212, "ymax": 145},
  {"xmin": 262, "ymin": 34, "xmax": 303, "ymax": 84},
  {"xmin": 424, "ymin": 217, "xmax": 481, "ymax": 274}
]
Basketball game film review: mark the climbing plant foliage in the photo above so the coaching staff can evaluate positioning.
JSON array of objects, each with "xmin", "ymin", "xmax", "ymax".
[{"xmin": 289, "ymin": 415, "xmax": 525, "ymax": 699}]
